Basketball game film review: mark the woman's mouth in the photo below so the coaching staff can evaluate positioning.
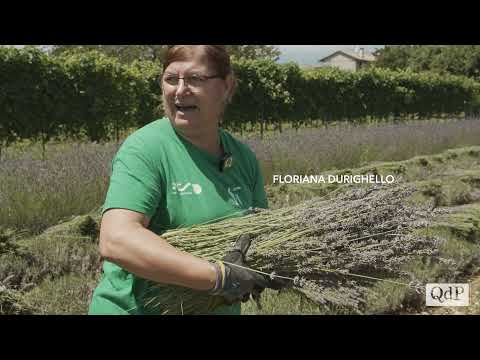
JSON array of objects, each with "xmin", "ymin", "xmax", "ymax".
[{"xmin": 175, "ymin": 104, "xmax": 198, "ymax": 112}]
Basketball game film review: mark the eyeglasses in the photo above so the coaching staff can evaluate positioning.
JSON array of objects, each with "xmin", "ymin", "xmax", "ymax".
[{"xmin": 163, "ymin": 74, "xmax": 223, "ymax": 89}]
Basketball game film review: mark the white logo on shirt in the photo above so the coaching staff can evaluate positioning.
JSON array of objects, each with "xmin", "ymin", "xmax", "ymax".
[
  {"xmin": 172, "ymin": 182, "xmax": 202, "ymax": 196},
  {"xmin": 228, "ymin": 186, "xmax": 243, "ymax": 207},
  {"xmin": 171, "ymin": 182, "xmax": 241, "ymax": 205}
]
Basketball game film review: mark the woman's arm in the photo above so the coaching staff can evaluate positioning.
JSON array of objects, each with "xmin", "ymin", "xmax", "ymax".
[{"xmin": 99, "ymin": 208, "xmax": 217, "ymax": 291}]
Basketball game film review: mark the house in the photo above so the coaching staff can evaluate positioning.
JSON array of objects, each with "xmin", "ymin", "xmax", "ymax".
[{"xmin": 318, "ymin": 47, "xmax": 377, "ymax": 72}]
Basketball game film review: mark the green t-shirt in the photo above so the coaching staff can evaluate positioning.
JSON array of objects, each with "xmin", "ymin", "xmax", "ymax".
[{"xmin": 88, "ymin": 118, "xmax": 268, "ymax": 315}]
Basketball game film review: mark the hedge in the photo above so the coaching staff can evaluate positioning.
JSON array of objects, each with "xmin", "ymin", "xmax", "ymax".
[{"xmin": 1, "ymin": 47, "xmax": 479, "ymax": 151}]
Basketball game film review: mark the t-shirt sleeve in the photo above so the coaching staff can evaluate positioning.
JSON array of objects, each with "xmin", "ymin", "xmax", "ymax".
[
  {"xmin": 251, "ymin": 153, "xmax": 269, "ymax": 209},
  {"xmin": 102, "ymin": 137, "xmax": 163, "ymax": 219}
]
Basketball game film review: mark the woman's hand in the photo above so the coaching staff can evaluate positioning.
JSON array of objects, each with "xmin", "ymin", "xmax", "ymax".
[{"xmin": 209, "ymin": 234, "xmax": 288, "ymax": 305}]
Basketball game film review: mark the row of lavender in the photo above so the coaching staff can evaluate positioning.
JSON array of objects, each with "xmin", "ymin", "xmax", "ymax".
[{"xmin": 2, "ymin": 118, "xmax": 480, "ymax": 234}]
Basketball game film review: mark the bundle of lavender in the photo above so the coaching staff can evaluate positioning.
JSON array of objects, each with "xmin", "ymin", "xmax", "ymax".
[{"xmin": 141, "ymin": 184, "xmax": 440, "ymax": 315}]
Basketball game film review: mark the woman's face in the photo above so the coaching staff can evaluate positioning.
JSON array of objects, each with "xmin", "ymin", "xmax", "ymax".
[{"xmin": 162, "ymin": 49, "xmax": 234, "ymax": 137}]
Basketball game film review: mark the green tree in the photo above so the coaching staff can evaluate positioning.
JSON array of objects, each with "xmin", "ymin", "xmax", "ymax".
[
  {"xmin": 0, "ymin": 46, "xmax": 70, "ymax": 160},
  {"xmin": 226, "ymin": 45, "xmax": 281, "ymax": 61},
  {"xmin": 50, "ymin": 45, "xmax": 168, "ymax": 63},
  {"xmin": 373, "ymin": 45, "xmax": 417, "ymax": 70},
  {"xmin": 374, "ymin": 45, "xmax": 480, "ymax": 80},
  {"xmin": 49, "ymin": 45, "xmax": 281, "ymax": 63}
]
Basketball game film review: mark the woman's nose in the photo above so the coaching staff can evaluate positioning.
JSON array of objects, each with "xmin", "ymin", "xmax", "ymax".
[{"xmin": 175, "ymin": 79, "xmax": 191, "ymax": 97}]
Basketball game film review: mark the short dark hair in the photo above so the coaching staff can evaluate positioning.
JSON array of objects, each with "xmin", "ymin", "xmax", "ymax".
[{"xmin": 163, "ymin": 45, "xmax": 233, "ymax": 78}]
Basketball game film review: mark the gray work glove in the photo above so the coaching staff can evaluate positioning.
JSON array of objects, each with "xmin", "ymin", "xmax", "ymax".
[{"xmin": 209, "ymin": 234, "xmax": 287, "ymax": 306}]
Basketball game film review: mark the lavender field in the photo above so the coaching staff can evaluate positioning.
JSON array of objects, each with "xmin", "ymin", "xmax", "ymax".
[
  {"xmin": 246, "ymin": 118, "xmax": 480, "ymax": 183},
  {"xmin": 2, "ymin": 118, "xmax": 480, "ymax": 234},
  {"xmin": 0, "ymin": 143, "xmax": 115, "ymax": 233}
]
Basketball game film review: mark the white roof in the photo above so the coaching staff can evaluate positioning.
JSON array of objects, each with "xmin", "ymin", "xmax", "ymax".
[{"xmin": 319, "ymin": 49, "xmax": 376, "ymax": 63}]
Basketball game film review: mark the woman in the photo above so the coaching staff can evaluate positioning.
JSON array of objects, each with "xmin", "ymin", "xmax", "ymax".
[{"xmin": 88, "ymin": 45, "xmax": 281, "ymax": 315}]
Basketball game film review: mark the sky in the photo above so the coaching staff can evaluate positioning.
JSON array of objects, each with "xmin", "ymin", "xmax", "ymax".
[{"xmin": 277, "ymin": 45, "xmax": 384, "ymax": 66}]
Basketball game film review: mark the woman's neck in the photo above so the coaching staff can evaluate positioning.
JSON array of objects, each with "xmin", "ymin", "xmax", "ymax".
[{"xmin": 176, "ymin": 127, "xmax": 223, "ymax": 157}]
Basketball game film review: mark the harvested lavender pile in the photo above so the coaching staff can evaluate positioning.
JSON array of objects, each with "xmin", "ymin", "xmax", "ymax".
[{"xmin": 141, "ymin": 184, "xmax": 442, "ymax": 315}]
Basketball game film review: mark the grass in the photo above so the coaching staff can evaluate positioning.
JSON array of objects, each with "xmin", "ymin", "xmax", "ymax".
[
  {"xmin": 242, "ymin": 289, "xmax": 332, "ymax": 315},
  {"xmin": 0, "ymin": 213, "xmax": 103, "ymax": 308},
  {"xmin": 21, "ymin": 273, "xmax": 99, "ymax": 315}
]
